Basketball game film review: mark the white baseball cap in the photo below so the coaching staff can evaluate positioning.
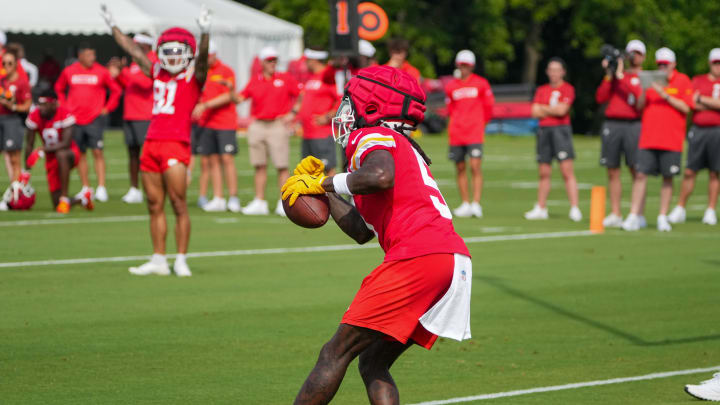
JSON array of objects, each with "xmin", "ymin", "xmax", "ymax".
[
  {"xmin": 709, "ymin": 48, "xmax": 720, "ymax": 63},
  {"xmin": 0, "ymin": 31, "xmax": 6, "ymax": 46},
  {"xmin": 359, "ymin": 40, "xmax": 376, "ymax": 58},
  {"xmin": 455, "ymin": 49, "xmax": 476, "ymax": 66},
  {"xmin": 655, "ymin": 47, "xmax": 676, "ymax": 64},
  {"xmin": 133, "ymin": 33, "xmax": 154, "ymax": 47},
  {"xmin": 259, "ymin": 46, "xmax": 278, "ymax": 61},
  {"xmin": 303, "ymin": 48, "xmax": 328, "ymax": 60},
  {"xmin": 625, "ymin": 39, "xmax": 646, "ymax": 55}
]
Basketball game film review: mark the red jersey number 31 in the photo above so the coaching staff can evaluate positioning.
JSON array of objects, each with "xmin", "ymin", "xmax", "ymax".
[{"xmin": 153, "ymin": 80, "xmax": 177, "ymax": 115}]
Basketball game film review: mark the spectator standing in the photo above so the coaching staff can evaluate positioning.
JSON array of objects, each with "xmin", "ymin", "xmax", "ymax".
[
  {"xmin": 39, "ymin": 49, "xmax": 62, "ymax": 87},
  {"xmin": 55, "ymin": 42, "xmax": 121, "ymax": 202},
  {"xmin": 596, "ymin": 40, "xmax": 646, "ymax": 227},
  {"xmin": 623, "ymin": 47, "xmax": 692, "ymax": 232},
  {"xmin": 7, "ymin": 43, "xmax": 38, "ymax": 87},
  {"xmin": 667, "ymin": 48, "xmax": 720, "ymax": 226},
  {"xmin": 385, "ymin": 37, "xmax": 421, "ymax": 81},
  {"xmin": 233, "ymin": 47, "xmax": 300, "ymax": 216},
  {"xmin": 0, "ymin": 48, "xmax": 32, "ymax": 181},
  {"xmin": 0, "ymin": 32, "xmax": 28, "ymax": 81},
  {"xmin": 358, "ymin": 39, "xmax": 378, "ymax": 68},
  {"xmin": 526, "ymin": 57, "xmax": 582, "ymax": 222},
  {"xmin": 445, "ymin": 50, "xmax": 494, "ymax": 218}
]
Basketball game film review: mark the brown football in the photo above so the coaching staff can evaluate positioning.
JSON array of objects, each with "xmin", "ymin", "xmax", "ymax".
[{"xmin": 282, "ymin": 194, "xmax": 330, "ymax": 228}]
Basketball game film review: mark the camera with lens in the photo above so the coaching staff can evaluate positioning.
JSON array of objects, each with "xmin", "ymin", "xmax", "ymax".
[{"xmin": 601, "ymin": 44, "xmax": 623, "ymax": 75}]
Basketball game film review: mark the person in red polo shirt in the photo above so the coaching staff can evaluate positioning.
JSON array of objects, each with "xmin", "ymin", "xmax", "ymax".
[
  {"xmin": 191, "ymin": 41, "xmax": 240, "ymax": 213},
  {"xmin": 622, "ymin": 47, "xmax": 692, "ymax": 232},
  {"xmin": 111, "ymin": 34, "xmax": 157, "ymax": 204},
  {"xmin": 232, "ymin": 46, "xmax": 300, "ymax": 216},
  {"xmin": 596, "ymin": 39, "xmax": 646, "ymax": 228},
  {"xmin": 385, "ymin": 37, "xmax": 421, "ymax": 82},
  {"xmin": 667, "ymin": 48, "xmax": 720, "ymax": 226},
  {"xmin": 526, "ymin": 57, "xmax": 582, "ymax": 222},
  {"xmin": 445, "ymin": 50, "xmax": 494, "ymax": 218},
  {"xmin": 55, "ymin": 42, "xmax": 121, "ymax": 203},
  {"xmin": 0, "ymin": 48, "xmax": 32, "ymax": 182}
]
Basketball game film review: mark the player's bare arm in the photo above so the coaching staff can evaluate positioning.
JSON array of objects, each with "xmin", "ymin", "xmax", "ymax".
[
  {"xmin": 43, "ymin": 127, "xmax": 73, "ymax": 153},
  {"xmin": 322, "ymin": 150, "xmax": 395, "ymax": 195},
  {"xmin": 23, "ymin": 128, "xmax": 36, "ymax": 170},
  {"xmin": 101, "ymin": 5, "xmax": 152, "ymax": 77},
  {"xmin": 327, "ymin": 192, "xmax": 375, "ymax": 244}
]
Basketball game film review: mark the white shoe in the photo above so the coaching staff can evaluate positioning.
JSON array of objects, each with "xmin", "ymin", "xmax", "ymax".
[
  {"xmin": 197, "ymin": 195, "xmax": 208, "ymax": 208},
  {"xmin": 242, "ymin": 198, "xmax": 269, "ymax": 215},
  {"xmin": 275, "ymin": 200, "xmax": 286, "ymax": 217},
  {"xmin": 0, "ymin": 200, "xmax": 7, "ymax": 211},
  {"xmin": 453, "ymin": 202, "xmax": 473, "ymax": 218},
  {"xmin": 95, "ymin": 186, "xmax": 109, "ymax": 202},
  {"xmin": 569, "ymin": 206, "xmax": 582, "ymax": 222},
  {"xmin": 121, "ymin": 187, "xmax": 143, "ymax": 204},
  {"xmin": 203, "ymin": 197, "xmax": 227, "ymax": 212},
  {"xmin": 667, "ymin": 205, "xmax": 686, "ymax": 224},
  {"xmin": 638, "ymin": 215, "xmax": 647, "ymax": 229},
  {"xmin": 702, "ymin": 208, "xmax": 717, "ymax": 225},
  {"xmin": 129, "ymin": 261, "xmax": 171, "ymax": 276},
  {"xmin": 524, "ymin": 204, "xmax": 549, "ymax": 220},
  {"xmin": 74, "ymin": 186, "xmax": 93, "ymax": 201},
  {"xmin": 657, "ymin": 215, "xmax": 672, "ymax": 232},
  {"xmin": 173, "ymin": 260, "xmax": 192, "ymax": 277},
  {"xmin": 602, "ymin": 213, "xmax": 623, "ymax": 228},
  {"xmin": 228, "ymin": 196, "xmax": 242, "ymax": 213},
  {"xmin": 685, "ymin": 373, "xmax": 720, "ymax": 401},
  {"xmin": 622, "ymin": 213, "xmax": 640, "ymax": 231},
  {"xmin": 470, "ymin": 202, "xmax": 483, "ymax": 218}
]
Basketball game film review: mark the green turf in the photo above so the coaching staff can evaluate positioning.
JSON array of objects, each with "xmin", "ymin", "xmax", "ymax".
[{"xmin": 1, "ymin": 131, "xmax": 718, "ymax": 404}]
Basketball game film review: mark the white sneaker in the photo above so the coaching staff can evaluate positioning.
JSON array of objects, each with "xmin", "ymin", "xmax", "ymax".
[
  {"xmin": 524, "ymin": 204, "xmax": 549, "ymax": 220},
  {"xmin": 173, "ymin": 260, "xmax": 192, "ymax": 277},
  {"xmin": 657, "ymin": 215, "xmax": 672, "ymax": 232},
  {"xmin": 275, "ymin": 200, "xmax": 286, "ymax": 217},
  {"xmin": 667, "ymin": 205, "xmax": 686, "ymax": 224},
  {"xmin": 197, "ymin": 195, "xmax": 208, "ymax": 208},
  {"xmin": 638, "ymin": 215, "xmax": 648, "ymax": 229},
  {"xmin": 685, "ymin": 373, "xmax": 720, "ymax": 401},
  {"xmin": 702, "ymin": 208, "xmax": 717, "ymax": 225},
  {"xmin": 95, "ymin": 186, "xmax": 109, "ymax": 202},
  {"xmin": 603, "ymin": 213, "xmax": 623, "ymax": 228},
  {"xmin": 203, "ymin": 197, "xmax": 227, "ymax": 212},
  {"xmin": 242, "ymin": 198, "xmax": 269, "ymax": 215},
  {"xmin": 470, "ymin": 202, "xmax": 483, "ymax": 218},
  {"xmin": 622, "ymin": 213, "xmax": 640, "ymax": 231},
  {"xmin": 121, "ymin": 187, "xmax": 143, "ymax": 204},
  {"xmin": 569, "ymin": 206, "xmax": 583, "ymax": 222},
  {"xmin": 453, "ymin": 202, "xmax": 473, "ymax": 218},
  {"xmin": 0, "ymin": 200, "xmax": 7, "ymax": 211},
  {"xmin": 74, "ymin": 186, "xmax": 93, "ymax": 201},
  {"xmin": 129, "ymin": 261, "xmax": 171, "ymax": 276},
  {"xmin": 228, "ymin": 196, "xmax": 242, "ymax": 213}
]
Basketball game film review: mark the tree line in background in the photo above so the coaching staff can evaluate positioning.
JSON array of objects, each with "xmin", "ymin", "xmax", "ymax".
[{"xmin": 236, "ymin": 0, "xmax": 720, "ymax": 133}]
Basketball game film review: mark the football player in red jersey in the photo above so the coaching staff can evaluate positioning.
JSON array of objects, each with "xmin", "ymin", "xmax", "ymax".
[
  {"xmin": 102, "ymin": 4, "xmax": 211, "ymax": 277},
  {"xmin": 282, "ymin": 66, "xmax": 472, "ymax": 404}
]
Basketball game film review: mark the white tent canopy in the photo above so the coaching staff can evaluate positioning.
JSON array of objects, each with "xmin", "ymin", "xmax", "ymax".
[{"xmin": 0, "ymin": 0, "xmax": 303, "ymax": 103}]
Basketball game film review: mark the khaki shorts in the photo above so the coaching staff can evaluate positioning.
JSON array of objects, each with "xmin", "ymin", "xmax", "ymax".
[{"xmin": 247, "ymin": 120, "xmax": 290, "ymax": 169}]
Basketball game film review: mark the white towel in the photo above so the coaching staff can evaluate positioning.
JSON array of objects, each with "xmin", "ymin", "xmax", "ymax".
[{"xmin": 419, "ymin": 253, "xmax": 472, "ymax": 341}]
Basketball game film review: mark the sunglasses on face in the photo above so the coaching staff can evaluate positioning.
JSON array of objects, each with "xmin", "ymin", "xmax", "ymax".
[
  {"xmin": 2, "ymin": 61, "xmax": 14, "ymax": 67},
  {"xmin": 264, "ymin": 58, "xmax": 277, "ymax": 63}
]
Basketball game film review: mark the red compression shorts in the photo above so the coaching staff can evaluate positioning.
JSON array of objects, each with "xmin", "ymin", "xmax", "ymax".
[
  {"xmin": 140, "ymin": 140, "xmax": 191, "ymax": 173},
  {"xmin": 45, "ymin": 144, "xmax": 80, "ymax": 193}
]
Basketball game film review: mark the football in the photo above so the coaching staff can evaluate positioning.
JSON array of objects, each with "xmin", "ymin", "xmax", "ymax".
[{"xmin": 282, "ymin": 194, "xmax": 330, "ymax": 228}]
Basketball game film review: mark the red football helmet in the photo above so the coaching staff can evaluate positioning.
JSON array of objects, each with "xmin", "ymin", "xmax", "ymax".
[
  {"xmin": 3, "ymin": 180, "xmax": 36, "ymax": 210},
  {"xmin": 157, "ymin": 27, "xmax": 196, "ymax": 74},
  {"xmin": 332, "ymin": 65, "xmax": 426, "ymax": 146}
]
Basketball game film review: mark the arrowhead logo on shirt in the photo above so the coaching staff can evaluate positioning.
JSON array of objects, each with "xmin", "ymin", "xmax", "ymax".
[
  {"xmin": 70, "ymin": 74, "xmax": 99, "ymax": 85},
  {"xmin": 273, "ymin": 79, "xmax": 285, "ymax": 87}
]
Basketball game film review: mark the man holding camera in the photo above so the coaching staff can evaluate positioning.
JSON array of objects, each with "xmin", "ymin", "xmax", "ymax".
[{"xmin": 596, "ymin": 40, "xmax": 646, "ymax": 227}]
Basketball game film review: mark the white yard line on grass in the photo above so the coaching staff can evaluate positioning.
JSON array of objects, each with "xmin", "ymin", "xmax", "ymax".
[
  {"xmin": 0, "ymin": 230, "xmax": 593, "ymax": 268},
  {"xmin": 407, "ymin": 365, "xmax": 720, "ymax": 405},
  {"xmin": 0, "ymin": 215, "xmax": 288, "ymax": 227}
]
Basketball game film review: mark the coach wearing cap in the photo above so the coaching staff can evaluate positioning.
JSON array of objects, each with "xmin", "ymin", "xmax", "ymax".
[
  {"xmin": 596, "ymin": 39, "xmax": 646, "ymax": 228},
  {"xmin": 668, "ymin": 48, "xmax": 720, "ymax": 226},
  {"xmin": 623, "ymin": 47, "xmax": 693, "ymax": 232},
  {"xmin": 233, "ymin": 46, "xmax": 300, "ymax": 216}
]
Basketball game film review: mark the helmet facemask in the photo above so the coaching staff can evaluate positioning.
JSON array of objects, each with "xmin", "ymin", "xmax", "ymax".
[
  {"xmin": 332, "ymin": 96, "xmax": 356, "ymax": 147},
  {"xmin": 158, "ymin": 41, "xmax": 193, "ymax": 74}
]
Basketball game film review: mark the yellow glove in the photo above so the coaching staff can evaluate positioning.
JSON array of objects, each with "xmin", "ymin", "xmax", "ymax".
[
  {"xmin": 293, "ymin": 156, "xmax": 325, "ymax": 177},
  {"xmin": 281, "ymin": 174, "xmax": 327, "ymax": 206}
]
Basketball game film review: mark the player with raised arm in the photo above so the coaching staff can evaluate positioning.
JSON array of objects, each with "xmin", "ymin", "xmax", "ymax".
[
  {"xmin": 101, "ymin": 4, "xmax": 211, "ymax": 277},
  {"xmin": 282, "ymin": 65, "xmax": 472, "ymax": 405}
]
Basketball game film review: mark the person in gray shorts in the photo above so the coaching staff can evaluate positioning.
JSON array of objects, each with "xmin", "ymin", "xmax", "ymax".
[
  {"xmin": 301, "ymin": 136, "xmax": 337, "ymax": 173},
  {"xmin": 0, "ymin": 48, "xmax": 32, "ymax": 181}
]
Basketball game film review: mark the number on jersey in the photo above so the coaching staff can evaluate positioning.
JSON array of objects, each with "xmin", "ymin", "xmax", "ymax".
[
  {"xmin": 412, "ymin": 148, "xmax": 453, "ymax": 219},
  {"xmin": 153, "ymin": 80, "xmax": 177, "ymax": 115}
]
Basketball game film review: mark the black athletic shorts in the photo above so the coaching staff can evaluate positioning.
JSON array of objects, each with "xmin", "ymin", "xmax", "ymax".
[
  {"xmin": 73, "ymin": 115, "xmax": 107, "ymax": 152},
  {"xmin": 536, "ymin": 125, "xmax": 575, "ymax": 163},
  {"xmin": 0, "ymin": 114, "xmax": 24, "ymax": 151},
  {"xmin": 123, "ymin": 120, "xmax": 149, "ymax": 148},
  {"xmin": 600, "ymin": 119, "xmax": 641, "ymax": 168},
  {"xmin": 636, "ymin": 148, "xmax": 682, "ymax": 177},
  {"xmin": 448, "ymin": 143, "xmax": 483, "ymax": 163},
  {"xmin": 195, "ymin": 127, "xmax": 238, "ymax": 155},
  {"xmin": 301, "ymin": 136, "xmax": 337, "ymax": 170},
  {"xmin": 686, "ymin": 125, "xmax": 720, "ymax": 172}
]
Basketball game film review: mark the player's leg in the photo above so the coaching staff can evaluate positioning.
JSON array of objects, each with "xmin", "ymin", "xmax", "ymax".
[
  {"xmin": 469, "ymin": 156, "xmax": 483, "ymax": 204},
  {"xmin": 607, "ymin": 167, "xmax": 622, "ymax": 215},
  {"xmin": 454, "ymin": 158, "xmax": 470, "ymax": 215},
  {"xmin": 90, "ymin": 116, "xmax": 108, "ymax": 200},
  {"xmin": 243, "ymin": 121, "xmax": 270, "ymax": 214},
  {"xmin": 7, "ymin": 150, "xmax": 20, "ymax": 181},
  {"xmin": 74, "ymin": 127, "xmax": 91, "ymax": 189},
  {"xmin": 129, "ymin": 146, "xmax": 141, "ymax": 188},
  {"xmin": 56, "ymin": 149, "xmax": 72, "ymax": 200},
  {"xmin": 49, "ymin": 189, "xmax": 61, "ymax": 207},
  {"xmin": 164, "ymin": 163, "xmax": 191, "ymax": 276},
  {"xmin": 210, "ymin": 154, "xmax": 223, "ymax": 198},
  {"xmin": 559, "ymin": 159, "xmax": 579, "ymax": 207},
  {"xmin": 221, "ymin": 153, "xmax": 239, "ymax": 210},
  {"xmin": 91, "ymin": 148, "xmax": 107, "ymax": 194},
  {"xmin": 199, "ymin": 155, "xmax": 211, "ymax": 204},
  {"xmin": 121, "ymin": 121, "xmax": 144, "ymax": 203},
  {"xmin": 143, "ymin": 171, "xmax": 167, "ymax": 254},
  {"xmin": 537, "ymin": 163, "xmax": 552, "ymax": 209},
  {"xmin": 709, "ymin": 171, "xmax": 719, "ymax": 210},
  {"xmin": 358, "ymin": 339, "xmax": 412, "ymax": 405},
  {"xmin": 676, "ymin": 169, "xmax": 697, "ymax": 208},
  {"xmin": 254, "ymin": 165, "xmax": 267, "ymax": 200},
  {"xmin": 294, "ymin": 324, "xmax": 382, "ymax": 405}
]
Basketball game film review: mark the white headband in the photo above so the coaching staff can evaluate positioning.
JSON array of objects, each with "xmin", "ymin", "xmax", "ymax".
[
  {"xmin": 133, "ymin": 34, "xmax": 154, "ymax": 46},
  {"xmin": 304, "ymin": 49, "xmax": 328, "ymax": 60}
]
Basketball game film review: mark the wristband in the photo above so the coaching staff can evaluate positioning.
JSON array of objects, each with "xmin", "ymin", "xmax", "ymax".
[{"xmin": 332, "ymin": 173, "xmax": 353, "ymax": 195}]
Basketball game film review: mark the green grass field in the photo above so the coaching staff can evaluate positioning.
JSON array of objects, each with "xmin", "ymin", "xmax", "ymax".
[{"xmin": 1, "ymin": 131, "xmax": 718, "ymax": 404}]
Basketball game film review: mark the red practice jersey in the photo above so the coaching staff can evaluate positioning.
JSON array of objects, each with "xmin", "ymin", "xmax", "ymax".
[
  {"xmin": 198, "ymin": 58, "xmax": 237, "ymax": 130},
  {"xmin": 240, "ymin": 72, "xmax": 300, "ymax": 120},
  {"xmin": 25, "ymin": 106, "xmax": 78, "ymax": 156},
  {"xmin": 640, "ymin": 70, "xmax": 693, "ymax": 152},
  {"xmin": 298, "ymin": 72, "xmax": 339, "ymax": 139},
  {"xmin": 692, "ymin": 73, "xmax": 720, "ymax": 127},
  {"xmin": 345, "ymin": 126, "xmax": 470, "ymax": 262},
  {"xmin": 595, "ymin": 73, "xmax": 643, "ymax": 120},
  {"xmin": 533, "ymin": 82, "xmax": 575, "ymax": 127},
  {"xmin": 0, "ymin": 74, "xmax": 31, "ymax": 116},
  {"xmin": 445, "ymin": 74, "xmax": 495, "ymax": 145},
  {"xmin": 145, "ymin": 63, "xmax": 202, "ymax": 143},
  {"xmin": 116, "ymin": 52, "xmax": 157, "ymax": 121},
  {"xmin": 54, "ymin": 62, "xmax": 121, "ymax": 125}
]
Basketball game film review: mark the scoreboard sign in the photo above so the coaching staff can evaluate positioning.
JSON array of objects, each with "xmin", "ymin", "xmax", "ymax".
[{"xmin": 329, "ymin": 0, "xmax": 359, "ymax": 56}]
